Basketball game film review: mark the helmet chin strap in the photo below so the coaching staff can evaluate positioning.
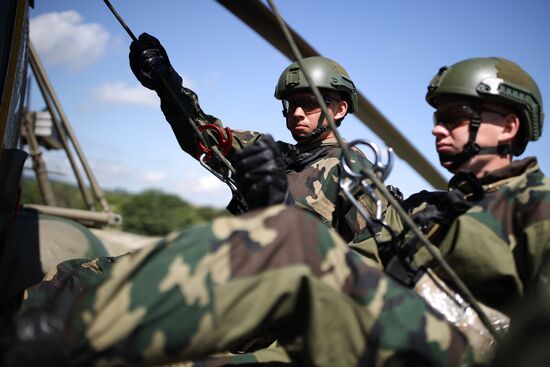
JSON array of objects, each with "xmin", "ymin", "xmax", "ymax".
[
  {"xmin": 439, "ymin": 102, "xmax": 511, "ymax": 171},
  {"xmin": 293, "ymin": 112, "xmax": 328, "ymax": 143}
]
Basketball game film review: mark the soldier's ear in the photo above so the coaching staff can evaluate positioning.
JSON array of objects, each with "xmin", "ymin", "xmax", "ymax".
[
  {"xmin": 333, "ymin": 99, "xmax": 348, "ymax": 119},
  {"xmin": 499, "ymin": 113, "xmax": 521, "ymax": 145}
]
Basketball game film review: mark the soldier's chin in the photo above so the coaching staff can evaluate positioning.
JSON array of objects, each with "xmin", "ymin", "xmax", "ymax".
[
  {"xmin": 291, "ymin": 131, "xmax": 309, "ymax": 141},
  {"xmin": 438, "ymin": 155, "xmax": 457, "ymax": 173},
  {"xmin": 441, "ymin": 162, "xmax": 456, "ymax": 173}
]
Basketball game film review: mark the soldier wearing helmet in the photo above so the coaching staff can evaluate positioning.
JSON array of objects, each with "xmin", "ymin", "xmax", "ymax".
[
  {"xmin": 6, "ymin": 57, "xmax": 548, "ymax": 367},
  {"xmin": 426, "ymin": 57, "xmax": 544, "ymax": 174},
  {"xmin": 129, "ymin": 33, "xmax": 378, "ymax": 243},
  {"xmin": 354, "ymin": 57, "xmax": 550, "ymax": 363},
  {"xmin": 274, "ymin": 56, "xmax": 358, "ymax": 142}
]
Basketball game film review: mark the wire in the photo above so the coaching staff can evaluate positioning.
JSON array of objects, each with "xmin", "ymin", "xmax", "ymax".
[
  {"xmin": 265, "ymin": 0, "xmax": 354, "ymax": 168},
  {"xmin": 103, "ymin": 0, "xmax": 236, "ymax": 175},
  {"xmin": 266, "ymin": 0, "xmax": 500, "ymax": 340}
]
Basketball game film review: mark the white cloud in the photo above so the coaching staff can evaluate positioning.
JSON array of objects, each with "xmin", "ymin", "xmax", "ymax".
[
  {"xmin": 23, "ymin": 146, "xmax": 229, "ymax": 207},
  {"xmin": 142, "ymin": 171, "xmax": 167, "ymax": 183},
  {"xmin": 91, "ymin": 81, "xmax": 159, "ymax": 107},
  {"xmin": 170, "ymin": 174, "xmax": 230, "ymax": 206},
  {"xmin": 30, "ymin": 10, "xmax": 110, "ymax": 69},
  {"xmin": 91, "ymin": 160, "xmax": 134, "ymax": 177},
  {"xmin": 195, "ymin": 175, "xmax": 224, "ymax": 192},
  {"xmin": 172, "ymin": 174, "xmax": 225, "ymax": 195}
]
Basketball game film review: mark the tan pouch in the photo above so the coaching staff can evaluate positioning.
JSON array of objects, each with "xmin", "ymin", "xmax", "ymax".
[{"xmin": 414, "ymin": 269, "xmax": 509, "ymax": 364}]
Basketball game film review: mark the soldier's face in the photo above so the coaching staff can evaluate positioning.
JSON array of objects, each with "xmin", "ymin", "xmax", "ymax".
[
  {"xmin": 432, "ymin": 97, "xmax": 516, "ymax": 175},
  {"xmin": 284, "ymin": 91, "xmax": 347, "ymax": 142}
]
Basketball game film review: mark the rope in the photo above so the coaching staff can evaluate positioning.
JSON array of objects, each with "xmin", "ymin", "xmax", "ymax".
[
  {"xmin": 160, "ymin": 79, "xmax": 236, "ymax": 175},
  {"xmin": 104, "ymin": 0, "xmax": 236, "ymax": 175},
  {"xmin": 266, "ymin": 0, "xmax": 500, "ymax": 340}
]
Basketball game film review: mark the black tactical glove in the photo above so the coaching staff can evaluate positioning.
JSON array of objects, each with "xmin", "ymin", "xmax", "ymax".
[
  {"xmin": 402, "ymin": 190, "xmax": 463, "ymax": 233},
  {"xmin": 1, "ymin": 290, "xmax": 75, "ymax": 367},
  {"xmin": 401, "ymin": 172, "xmax": 483, "ymax": 238},
  {"xmin": 129, "ymin": 32, "xmax": 182, "ymax": 100},
  {"xmin": 234, "ymin": 135, "xmax": 289, "ymax": 210}
]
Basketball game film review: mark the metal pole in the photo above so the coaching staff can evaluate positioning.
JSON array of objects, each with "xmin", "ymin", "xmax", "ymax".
[
  {"xmin": 29, "ymin": 43, "xmax": 95, "ymax": 210},
  {"xmin": 25, "ymin": 204, "xmax": 122, "ymax": 228},
  {"xmin": 216, "ymin": 0, "xmax": 447, "ymax": 189},
  {"xmin": 21, "ymin": 111, "xmax": 57, "ymax": 206},
  {"xmin": 29, "ymin": 42, "xmax": 111, "ymax": 212}
]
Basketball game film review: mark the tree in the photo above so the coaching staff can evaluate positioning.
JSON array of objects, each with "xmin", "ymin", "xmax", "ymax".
[
  {"xmin": 119, "ymin": 189, "xmax": 226, "ymax": 236},
  {"xmin": 21, "ymin": 179, "xmax": 226, "ymax": 236}
]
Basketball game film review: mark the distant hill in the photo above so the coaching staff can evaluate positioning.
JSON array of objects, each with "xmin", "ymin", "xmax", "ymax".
[{"xmin": 20, "ymin": 178, "xmax": 228, "ymax": 236}]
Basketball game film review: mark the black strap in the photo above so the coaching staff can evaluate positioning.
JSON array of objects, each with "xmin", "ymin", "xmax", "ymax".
[
  {"xmin": 444, "ymin": 106, "xmax": 482, "ymax": 171},
  {"xmin": 439, "ymin": 101, "xmax": 512, "ymax": 170},
  {"xmin": 293, "ymin": 112, "xmax": 327, "ymax": 144},
  {"xmin": 278, "ymin": 142, "xmax": 331, "ymax": 172}
]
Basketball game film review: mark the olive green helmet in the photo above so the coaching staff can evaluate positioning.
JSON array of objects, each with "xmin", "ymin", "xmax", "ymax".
[
  {"xmin": 426, "ymin": 57, "xmax": 544, "ymax": 155},
  {"xmin": 274, "ymin": 56, "xmax": 358, "ymax": 114}
]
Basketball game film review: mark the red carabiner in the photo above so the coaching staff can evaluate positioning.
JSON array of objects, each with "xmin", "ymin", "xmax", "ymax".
[{"xmin": 196, "ymin": 124, "xmax": 233, "ymax": 162}]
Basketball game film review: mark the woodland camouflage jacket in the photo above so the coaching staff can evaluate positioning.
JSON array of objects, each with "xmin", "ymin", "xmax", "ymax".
[
  {"xmin": 160, "ymin": 87, "xmax": 378, "ymax": 242},
  {"xmin": 354, "ymin": 157, "xmax": 550, "ymax": 314}
]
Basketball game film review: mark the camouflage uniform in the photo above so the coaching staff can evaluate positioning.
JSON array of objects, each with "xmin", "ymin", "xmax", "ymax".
[
  {"xmin": 161, "ymin": 88, "xmax": 376, "ymax": 243},
  {"xmin": 128, "ymin": 36, "xmax": 381, "ymax": 242},
  {"xmin": 489, "ymin": 252, "xmax": 550, "ymax": 367},
  {"xmin": 355, "ymin": 157, "xmax": 550, "ymax": 314},
  {"xmin": 1, "ymin": 208, "xmax": 108, "ymax": 325},
  {"xmin": 21, "ymin": 205, "xmax": 472, "ymax": 367}
]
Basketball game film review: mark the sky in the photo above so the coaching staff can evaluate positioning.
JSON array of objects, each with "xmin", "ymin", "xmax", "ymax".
[{"xmin": 26, "ymin": 0, "xmax": 550, "ymax": 208}]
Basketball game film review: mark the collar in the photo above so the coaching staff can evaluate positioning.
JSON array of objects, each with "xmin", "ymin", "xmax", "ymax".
[
  {"xmin": 295, "ymin": 136, "xmax": 339, "ymax": 153},
  {"xmin": 478, "ymin": 157, "xmax": 539, "ymax": 186},
  {"xmin": 447, "ymin": 158, "xmax": 539, "ymax": 198},
  {"xmin": 278, "ymin": 137, "xmax": 341, "ymax": 171}
]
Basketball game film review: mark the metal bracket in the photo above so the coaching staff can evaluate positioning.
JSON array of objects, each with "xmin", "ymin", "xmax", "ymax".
[{"xmin": 339, "ymin": 140, "xmax": 394, "ymax": 220}]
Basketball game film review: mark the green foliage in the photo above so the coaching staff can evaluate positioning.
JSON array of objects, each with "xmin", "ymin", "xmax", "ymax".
[
  {"xmin": 20, "ymin": 178, "xmax": 227, "ymax": 236},
  {"xmin": 120, "ymin": 189, "xmax": 196, "ymax": 236},
  {"xmin": 20, "ymin": 178, "xmax": 89, "ymax": 209}
]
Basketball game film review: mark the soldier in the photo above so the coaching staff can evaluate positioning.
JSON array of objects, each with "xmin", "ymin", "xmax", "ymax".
[
  {"xmin": 353, "ymin": 57, "xmax": 549, "ymax": 362},
  {"xmin": 3, "ymin": 205, "xmax": 472, "ymax": 367},
  {"xmin": 129, "ymin": 33, "xmax": 379, "ymax": 242},
  {"xmin": 7, "ymin": 57, "xmax": 548, "ymax": 367}
]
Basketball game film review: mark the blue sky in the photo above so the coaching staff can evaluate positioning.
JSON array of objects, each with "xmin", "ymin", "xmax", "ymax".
[{"xmin": 27, "ymin": 0, "xmax": 550, "ymax": 207}]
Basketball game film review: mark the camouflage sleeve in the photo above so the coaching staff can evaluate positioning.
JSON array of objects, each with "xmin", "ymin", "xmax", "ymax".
[
  {"xmin": 489, "ymin": 253, "xmax": 550, "ymax": 367},
  {"xmin": 20, "ymin": 256, "xmax": 117, "ymax": 312},
  {"xmin": 159, "ymin": 86, "xmax": 263, "ymax": 169},
  {"xmin": 46, "ymin": 205, "xmax": 471, "ymax": 367},
  {"xmin": 414, "ymin": 173, "xmax": 550, "ymax": 312}
]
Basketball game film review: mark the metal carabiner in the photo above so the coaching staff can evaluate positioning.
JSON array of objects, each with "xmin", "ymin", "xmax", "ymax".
[
  {"xmin": 341, "ymin": 139, "xmax": 394, "ymax": 181},
  {"xmin": 340, "ymin": 140, "xmax": 394, "ymax": 220},
  {"xmin": 338, "ymin": 140, "xmax": 398, "ymax": 243},
  {"xmin": 199, "ymin": 153, "xmax": 249, "ymax": 215},
  {"xmin": 196, "ymin": 124, "xmax": 233, "ymax": 162},
  {"xmin": 199, "ymin": 153, "xmax": 238, "ymax": 192}
]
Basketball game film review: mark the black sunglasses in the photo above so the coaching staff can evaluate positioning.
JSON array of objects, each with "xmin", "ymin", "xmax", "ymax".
[
  {"xmin": 434, "ymin": 104, "xmax": 507, "ymax": 130},
  {"xmin": 282, "ymin": 95, "xmax": 335, "ymax": 117}
]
